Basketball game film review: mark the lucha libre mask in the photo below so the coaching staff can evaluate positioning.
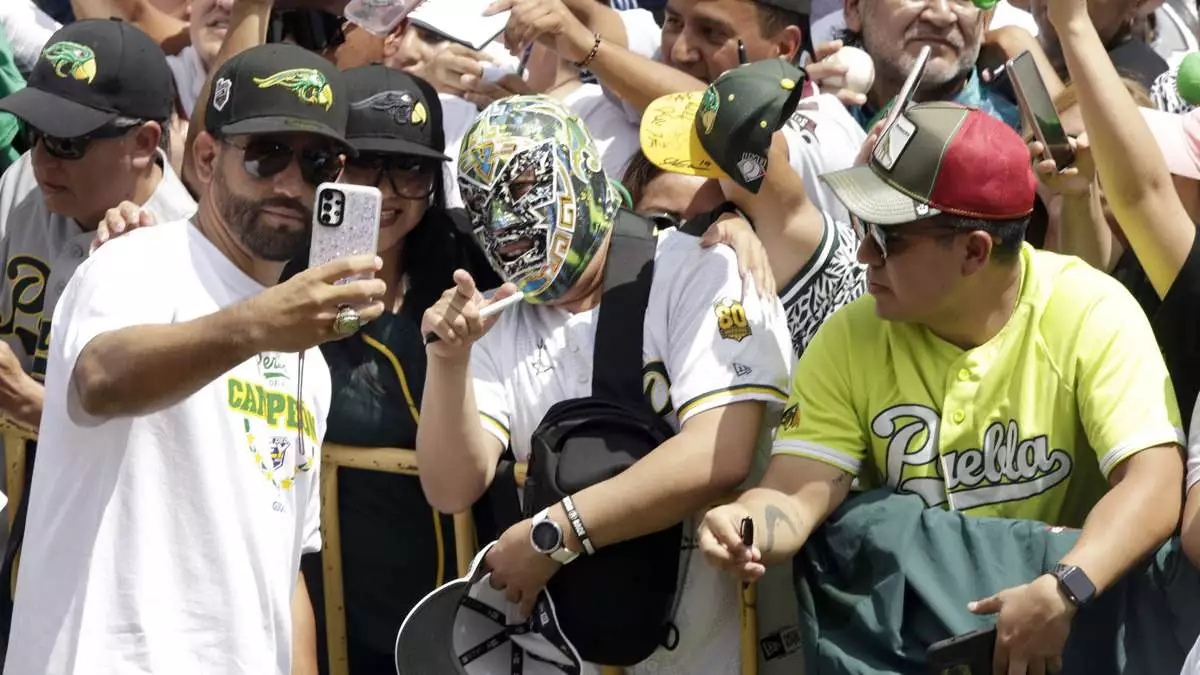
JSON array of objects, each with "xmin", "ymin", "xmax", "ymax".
[{"xmin": 457, "ymin": 95, "xmax": 617, "ymax": 304}]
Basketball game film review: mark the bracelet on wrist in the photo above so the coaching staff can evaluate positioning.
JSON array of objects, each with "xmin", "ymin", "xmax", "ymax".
[{"xmin": 574, "ymin": 33, "xmax": 602, "ymax": 70}]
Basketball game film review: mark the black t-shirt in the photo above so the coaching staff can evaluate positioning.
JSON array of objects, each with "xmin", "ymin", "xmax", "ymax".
[{"xmin": 1152, "ymin": 233, "xmax": 1200, "ymax": 429}]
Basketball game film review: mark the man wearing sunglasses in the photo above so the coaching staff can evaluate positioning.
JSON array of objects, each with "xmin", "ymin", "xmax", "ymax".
[
  {"xmin": 4, "ymin": 43, "xmax": 382, "ymax": 675},
  {"xmin": 700, "ymin": 102, "xmax": 1184, "ymax": 674},
  {"xmin": 0, "ymin": 19, "xmax": 194, "ymax": 428}
]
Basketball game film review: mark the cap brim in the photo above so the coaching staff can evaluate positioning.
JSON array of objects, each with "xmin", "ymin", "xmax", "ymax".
[
  {"xmin": 219, "ymin": 116, "xmax": 353, "ymax": 152},
  {"xmin": 640, "ymin": 91, "xmax": 725, "ymax": 179},
  {"xmin": 819, "ymin": 164, "xmax": 942, "ymax": 226},
  {"xmin": 1140, "ymin": 107, "xmax": 1200, "ymax": 181},
  {"xmin": 347, "ymin": 135, "xmax": 450, "ymax": 161},
  {"xmin": 395, "ymin": 578, "xmax": 469, "ymax": 674},
  {"xmin": 0, "ymin": 87, "xmax": 116, "ymax": 138}
]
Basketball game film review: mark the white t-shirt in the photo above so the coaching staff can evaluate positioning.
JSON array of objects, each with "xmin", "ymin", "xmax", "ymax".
[
  {"xmin": 562, "ymin": 82, "xmax": 640, "ymax": 182},
  {"xmin": 0, "ymin": 150, "xmax": 197, "ymax": 381},
  {"xmin": 441, "ymin": 92, "xmax": 481, "ymax": 210},
  {"xmin": 5, "ymin": 220, "xmax": 328, "ymax": 675},
  {"xmin": 471, "ymin": 228, "xmax": 793, "ymax": 675},
  {"xmin": 165, "ymin": 45, "xmax": 208, "ymax": 120},
  {"xmin": 0, "ymin": 0, "xmax": 60, "ymax": 73}
]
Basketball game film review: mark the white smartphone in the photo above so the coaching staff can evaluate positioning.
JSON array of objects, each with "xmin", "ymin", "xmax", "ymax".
[{"xmin": 309, "ymin": 183, "xmax": 382, "ymax": 284}]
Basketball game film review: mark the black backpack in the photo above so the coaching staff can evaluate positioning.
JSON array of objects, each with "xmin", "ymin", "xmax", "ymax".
[{"xmin": 488, "ymin": 209, "xmax": 683, "ymax": 666}]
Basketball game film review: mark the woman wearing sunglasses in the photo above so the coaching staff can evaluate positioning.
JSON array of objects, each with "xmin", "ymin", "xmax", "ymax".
[{"xmin": 293, "ymin": 65, "xmax": 501, "ymax": 674}]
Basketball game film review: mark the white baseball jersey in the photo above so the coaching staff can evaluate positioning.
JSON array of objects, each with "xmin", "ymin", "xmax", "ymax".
[
  {"xmin": 471, "ymin": 227, "xmax": 791, "ymax": 675},
  {"xmin": 0, "ymin": 150, "xmax": 196, "ymax": 381},
  {"xmin": 7, "ymin": 220, "xmax": 326, "ymax": 675}
]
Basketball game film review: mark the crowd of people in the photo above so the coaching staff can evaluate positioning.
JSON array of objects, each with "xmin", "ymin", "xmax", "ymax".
[{"xmin": 0, "ymin": 0, "xmax": 1197, "ymax": 673}]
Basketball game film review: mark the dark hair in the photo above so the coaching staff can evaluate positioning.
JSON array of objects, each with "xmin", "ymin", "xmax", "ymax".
[
  {"xmin": 622, "ymin": 150, "xmax": 665, "ymax": 210},
  {"xmin": 755, "ymin": 4, "xmax": 813, "ymax": 60},
  {"xmin": 938, "ymin": 214, "xmax": 1029, "ymax": 262},
  {"xmin": 834, "ymin": 27, "xmax": 864, "ymax": 49}
]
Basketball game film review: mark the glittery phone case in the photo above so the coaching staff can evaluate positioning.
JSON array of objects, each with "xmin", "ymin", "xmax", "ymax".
[{"xmin": 309, "ymin": 183, "xmax": 382, "ymax": 284}]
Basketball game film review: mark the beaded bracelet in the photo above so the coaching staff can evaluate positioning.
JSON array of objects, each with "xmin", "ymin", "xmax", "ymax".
[{"xmin": 574, "ymin": 33, "xmax": 602, "ymax": 70}]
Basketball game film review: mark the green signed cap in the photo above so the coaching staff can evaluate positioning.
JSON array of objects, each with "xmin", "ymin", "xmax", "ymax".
[{"xmin": 639, "ymin": 59, "xmax": 806, "ymax": 193}]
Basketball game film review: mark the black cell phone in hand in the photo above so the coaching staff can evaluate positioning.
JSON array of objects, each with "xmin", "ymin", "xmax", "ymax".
[{"xmin": 927, "ymin": 625, "xmax": 996, "ymax": 675}]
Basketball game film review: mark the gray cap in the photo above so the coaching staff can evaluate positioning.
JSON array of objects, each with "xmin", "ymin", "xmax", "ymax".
[{"xmin": 395, "ymin": 542, "xmax": 583, "ymax": 675}]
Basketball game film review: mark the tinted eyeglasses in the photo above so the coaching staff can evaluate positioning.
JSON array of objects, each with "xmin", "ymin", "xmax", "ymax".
[
  {"xmin": 346, "ymin": 153, "xmax": 437, "ymax": 199},
  {"xmin": 851, "ymin": 216, "xmax": 961, "ymax": 261},
  {"xmin": 26, "ymin": 120, "xmax": 145, "ymax": 161},
  {"xmin": 222, "ymin": 137, "xmax": 346, "ymax": 187}
]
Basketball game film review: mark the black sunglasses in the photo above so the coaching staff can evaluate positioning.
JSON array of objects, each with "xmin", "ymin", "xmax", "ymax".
[
  {"xmin": 851, "ymin": 216, "xmax": 961, "ymax": 260},
  {"xmin": 222, "ymin": 137, "xmax": 345, "ymax": 187},
  {"xmin": 26, "ymin": 121, "xmax": 144, "ymax": 161},
  {"xmin": 346, "ymin": 153, "xmax": 437, "ymax": 199}
]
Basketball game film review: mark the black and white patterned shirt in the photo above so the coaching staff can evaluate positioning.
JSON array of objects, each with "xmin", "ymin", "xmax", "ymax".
[
  {"xmin": 1152, "ymin": 65, "xmax": 1195, "ymax": 113},
  {"xmin": 779, "ymin": 212, "xmax": 867, "ymax": 357}
]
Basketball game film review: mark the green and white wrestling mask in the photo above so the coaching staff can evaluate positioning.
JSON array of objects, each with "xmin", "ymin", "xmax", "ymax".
[{"xmin": 457, "ymin": 95, "xmax": 618, "ymax": 304}]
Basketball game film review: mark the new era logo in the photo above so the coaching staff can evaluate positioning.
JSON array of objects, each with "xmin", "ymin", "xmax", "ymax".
[
  {"xmin": 733, "ymin": 363, "xmax": 752, "ymax": 377},
  {"xmin": 873, "ymin": 115, "xmax": 916, "ymax": 171}
]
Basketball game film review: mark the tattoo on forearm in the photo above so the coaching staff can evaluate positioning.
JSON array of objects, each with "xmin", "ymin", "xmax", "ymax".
[{"xmin": 763, "ymin": 505, "xmax": 800, "ymax": 553}]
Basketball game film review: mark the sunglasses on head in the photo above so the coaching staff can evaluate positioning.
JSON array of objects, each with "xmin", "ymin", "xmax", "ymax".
[
  {"xmin": 222, "ymin": 137, "xmax": 346, "ymax": 187},
  {"xmin": 851, "ymin": 216, "xmax": 962, "ymax": 260},
  {"xmin": 26, "ymin": 120, "xmax": 145, "ymax": 161},
  {"xmin": 346, "ymin": 153, "xmax": 437, "ymax": 199}
]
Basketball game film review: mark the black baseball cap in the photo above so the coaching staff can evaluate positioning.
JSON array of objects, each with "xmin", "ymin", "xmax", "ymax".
[
  {"xmin": 204, "ymin": 43, "xmax": 350, "ymax": 148},
  {"xmin": 344, "ymin": 65, "xmax": 449, "ymax": 161},
  {"xmin": 640, "ymin": 59, "xmax": 805, "ymax": 193},
  {"xmin": 0, "ymin": 19, "xmax": 172, "ymax": 138}
]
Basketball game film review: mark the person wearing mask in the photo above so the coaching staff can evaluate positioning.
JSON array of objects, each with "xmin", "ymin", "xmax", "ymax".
[{"xmin": 418, "ymin": 94, "xmax": 792, "ymax": 674}]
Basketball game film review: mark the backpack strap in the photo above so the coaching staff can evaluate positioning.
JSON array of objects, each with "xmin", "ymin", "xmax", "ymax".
[{"xmin": 591, "ymin": 209, "xmax": 657, "ymax": 403}]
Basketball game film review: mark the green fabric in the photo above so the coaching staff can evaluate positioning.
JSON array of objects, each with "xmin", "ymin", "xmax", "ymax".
[
  {"xmin": 0, "ymin": 30, "xmax": 27, "ymax": 174},
  {"xmin": 795, "ymin": 489, "xmax": 1200, "ymax": 674}
]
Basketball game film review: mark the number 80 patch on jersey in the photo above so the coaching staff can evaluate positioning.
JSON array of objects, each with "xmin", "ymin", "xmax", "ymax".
[{"xmin": 714, "ymin": 298, "xmax": 752, "ymax": 342}]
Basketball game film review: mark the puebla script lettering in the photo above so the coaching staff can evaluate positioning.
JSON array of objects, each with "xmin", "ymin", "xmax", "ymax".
[{"xmin": 872, "ymin": 405, "xmax": 1073, "ymax": 510}]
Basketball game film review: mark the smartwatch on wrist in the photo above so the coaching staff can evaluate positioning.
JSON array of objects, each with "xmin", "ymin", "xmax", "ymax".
[
  {"xmin": 1050, "ymin": 563, "xmax": 1096, "ymax": 609},
  {"xmin": 529, "ymin": 508, "xmax": 579, "ymax": 565}
]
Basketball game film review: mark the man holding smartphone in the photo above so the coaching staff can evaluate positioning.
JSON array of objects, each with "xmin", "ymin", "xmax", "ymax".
[
  {"xmin": 5, "ymin": 43, "xmax": 384, "ymax": 675},
  {"xmin": 699, "ymin": 101, "xmax": 1184, "ymax": 674}
]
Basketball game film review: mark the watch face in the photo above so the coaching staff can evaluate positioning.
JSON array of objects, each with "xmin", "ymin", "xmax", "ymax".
[{"xmin": 531, "ymin": 521, "xmax": 561, "ymax": 552}]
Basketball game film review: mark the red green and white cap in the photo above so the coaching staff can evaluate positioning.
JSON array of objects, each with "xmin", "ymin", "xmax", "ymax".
[{"xmin": 819, "ymin": 102, "xmax": 1036, "ymax": 226}]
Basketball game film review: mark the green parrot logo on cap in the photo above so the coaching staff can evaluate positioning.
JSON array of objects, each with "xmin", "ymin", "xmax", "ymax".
[
  {"xmin": 698, "ymin": 87, "xmax": 719, "ymax": 135},
  {"xmin": 42, "ymin": 41, "xmax": 97, "ymax": 83},
  {"xmin": 253, "ymin": 69, "xmax": 334, "ymax": 110}
]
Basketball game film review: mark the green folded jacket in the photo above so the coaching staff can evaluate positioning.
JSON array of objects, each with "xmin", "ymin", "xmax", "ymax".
[{"xmin": 795, "ymin": 489, "xmax": 1200, "ymax": 674}]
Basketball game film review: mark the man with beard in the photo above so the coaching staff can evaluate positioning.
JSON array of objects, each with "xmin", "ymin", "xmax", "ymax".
[
  {"xmin": 837, "ymin": 0, "xmax": 1022, "ymax": 129},
  {"xmin": 417, "ymin": 95, "xmax": 793, "ymax": 673},
  {"xmin": 4, "ymin": 43, "xmax": 385, "ymax": 675}
]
